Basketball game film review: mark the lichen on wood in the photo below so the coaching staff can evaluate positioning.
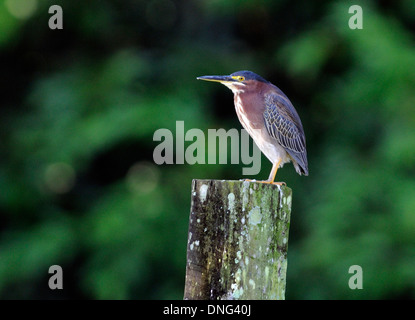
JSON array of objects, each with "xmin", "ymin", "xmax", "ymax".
[{"xmin": 184, "ymin": 179, "xmax": 292, "ymax": 300}]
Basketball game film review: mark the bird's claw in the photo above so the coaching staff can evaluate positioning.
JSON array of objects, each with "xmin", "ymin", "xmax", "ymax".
[
  {"xmin": 243, "ymin": 179, "xmax": 286, "ymax": 186},
  {"xmin": 271, "ymin": 181, "xmax": 286, "ymax": 186}
]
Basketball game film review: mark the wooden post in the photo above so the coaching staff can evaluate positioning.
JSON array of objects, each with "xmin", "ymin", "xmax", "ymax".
[{"xmin": 184, "ymin": 179, "xmax": 292, "ymax": 300}]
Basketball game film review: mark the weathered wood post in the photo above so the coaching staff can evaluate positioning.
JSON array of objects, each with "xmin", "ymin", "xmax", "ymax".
[{"xmin": 184, "ymin": 179, "xmax": 292, "ymax": 300}]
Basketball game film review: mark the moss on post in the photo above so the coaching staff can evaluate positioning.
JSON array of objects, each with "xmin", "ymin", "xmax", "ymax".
[{"xmin": 184, "ymin": 179, "xmax": 292, "ymax": 300}]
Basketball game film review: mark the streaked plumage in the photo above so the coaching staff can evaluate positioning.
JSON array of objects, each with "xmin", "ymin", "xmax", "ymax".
[
  {"xmin": 197, "ymin": 70, "xmax": 308, "ymax": 184},
  {"xmin": 263, "ymin": 93, "xmax": 308, "ymax": 176}
]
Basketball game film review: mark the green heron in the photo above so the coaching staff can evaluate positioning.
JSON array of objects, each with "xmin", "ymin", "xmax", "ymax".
[{"xmin": 197, "ymin": 70, "xmax": 308, "ymax": 185}]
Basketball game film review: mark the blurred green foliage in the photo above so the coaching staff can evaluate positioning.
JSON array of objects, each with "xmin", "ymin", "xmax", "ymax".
[{"xmin": 0, "ymin": 0, "xmax": 414, "ymax": 299}]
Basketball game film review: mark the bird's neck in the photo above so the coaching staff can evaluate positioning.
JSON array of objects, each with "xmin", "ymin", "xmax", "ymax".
[{"xmin": 230, "ymin": 87, "xmax": 245, "ymax": 95}]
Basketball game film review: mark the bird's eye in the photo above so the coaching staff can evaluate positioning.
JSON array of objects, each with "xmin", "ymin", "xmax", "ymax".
[{"xmin": 232, "ymin": 75, "xmax": 245, "ymax": 82}]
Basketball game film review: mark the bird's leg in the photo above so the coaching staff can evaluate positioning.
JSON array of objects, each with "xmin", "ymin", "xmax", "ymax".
[
  {"xmin": 267, "ymin": 160, "xmax": 280, "ymax": 183},
  {"xmin": 244, "ymin": 159, "xmax": 286, "ymax": 186},
  {"xmin": 264, "ymin": 159, "xmax": 286, "ymax": 186}
]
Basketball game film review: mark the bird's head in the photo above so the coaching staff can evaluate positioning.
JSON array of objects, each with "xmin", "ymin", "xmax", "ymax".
[{"xmin": 197, "ymin": 70, "xmax": 268, "ymax": 94}]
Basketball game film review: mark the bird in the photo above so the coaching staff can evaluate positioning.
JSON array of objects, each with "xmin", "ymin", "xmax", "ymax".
[{"xmin": 197, "ymin": 70, "xmax": 308, "ymax": 185}]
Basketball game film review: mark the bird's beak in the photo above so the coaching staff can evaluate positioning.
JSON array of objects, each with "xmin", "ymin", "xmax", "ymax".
[{"xmin": 196, "ymin": 75, "xmax": 235, "ymax": 83}]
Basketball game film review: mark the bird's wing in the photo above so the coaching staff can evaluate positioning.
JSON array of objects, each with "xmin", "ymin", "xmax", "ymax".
[{"xmin": 263, "ymin": 93, "xmax": 308, "ymax": 175}]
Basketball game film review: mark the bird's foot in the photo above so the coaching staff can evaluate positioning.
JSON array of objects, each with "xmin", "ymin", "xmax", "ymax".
[
  {"xmin": 243, "ymin": 179, "xmax": 286, "ymax": 186},
  {"xmin": 271, "ymin": 181, "xmax": 286, "ymax": 186},
  {"xmin": 263, "ymin": 180, "xmax": 287, "ymax": 186}
]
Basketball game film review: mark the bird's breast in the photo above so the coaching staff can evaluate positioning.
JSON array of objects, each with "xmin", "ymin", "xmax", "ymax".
[{"xmin": 234, "ymin": 92, "xmax": 265, "ymax": 130}]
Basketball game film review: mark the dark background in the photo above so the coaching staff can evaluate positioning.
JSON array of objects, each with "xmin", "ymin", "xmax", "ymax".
[{"xmin": 0, "ymin": 0, "xmax": 414, "ymax": 299}]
